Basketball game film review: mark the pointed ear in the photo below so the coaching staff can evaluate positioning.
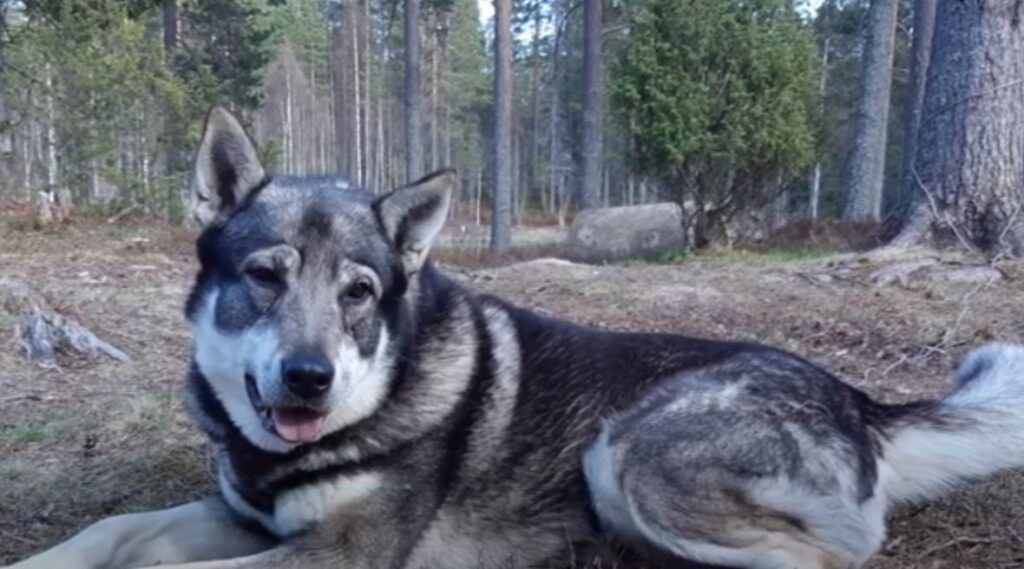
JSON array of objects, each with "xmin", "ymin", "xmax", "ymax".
[
  {"xmin": 190, "ymin": 106, "xmax": 266, "ymax": 227},
  {"xmin": 376, "ymin": 169, "xmax": 456, "ymax": 275}
]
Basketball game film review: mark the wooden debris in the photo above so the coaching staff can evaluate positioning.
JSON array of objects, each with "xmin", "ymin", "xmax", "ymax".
[{"xmin": 1, "ymin": 277, "xmax": 130, "ymax": 368}]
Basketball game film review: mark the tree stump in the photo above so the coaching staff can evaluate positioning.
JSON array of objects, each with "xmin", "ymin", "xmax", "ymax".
[{"xmin": 0, "ymin": 278, "xmax": 130, "ymax": 369}]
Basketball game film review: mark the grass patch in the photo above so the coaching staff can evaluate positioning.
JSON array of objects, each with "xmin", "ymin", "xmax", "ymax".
[
  {"xmin": 119, "ymin": 392, "xmax": 179, "ymax": 434},
  {"xmin": 13, "ymin": 426, "xmax": 47, "ymax": 444},
  {"xmin": 697, "ymin": 245, "xmax": 836, "ymax": 264},
  {"xmin": 0, "ymin": 464, "xmax": 25, "ymax": 482},
  {"xmin": 0, "ymin": 416, "xmax": 73, "ymax": 447}
]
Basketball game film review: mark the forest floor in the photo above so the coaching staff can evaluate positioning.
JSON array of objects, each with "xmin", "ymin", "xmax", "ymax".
[{"xmin": 1, "ymin": 215, "xmax": 1023, "ymax": 568}]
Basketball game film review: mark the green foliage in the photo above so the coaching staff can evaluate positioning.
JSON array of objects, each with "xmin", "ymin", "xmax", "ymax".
[
  {"xmin": 2, "ymin": 0, "xmax": 278, "ymax": 217},
  {"xmin": 261, "ymin": 0, "xmax": 330, "ymax": 81},
  {"xmin": 172, "ymin": 0, "xmax": 275, "ymax": 111},
  {"xmin": 611, "ymin": 0, "xmax": 820, "ymax": 245},
  {"xmin": 444, "ymin": 0, "xmax": 489, "ymax": 176}
]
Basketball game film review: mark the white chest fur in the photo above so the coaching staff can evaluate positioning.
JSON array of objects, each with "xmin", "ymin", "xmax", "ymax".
[{"xmin": 220, "ymin": 468, "xmax": 382, "ymax": 537}]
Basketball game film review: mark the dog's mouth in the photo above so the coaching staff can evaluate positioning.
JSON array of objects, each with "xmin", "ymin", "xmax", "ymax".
[{"xmin": 245, "ymin": 373, "xmax": 327, "ymax": 444}]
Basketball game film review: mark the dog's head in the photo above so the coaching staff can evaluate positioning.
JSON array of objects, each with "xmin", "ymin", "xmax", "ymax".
[{"xmin": 185, "ymin": 107, "xmax": 454, "ymax": 453}]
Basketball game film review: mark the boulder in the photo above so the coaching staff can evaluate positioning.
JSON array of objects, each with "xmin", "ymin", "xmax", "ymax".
[{"xmin": 567, "ymin": 203, "xmax": 686, "ymax": 263}]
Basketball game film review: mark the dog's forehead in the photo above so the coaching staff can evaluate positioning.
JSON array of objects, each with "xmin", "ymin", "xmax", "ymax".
[{"xmin": 221, "ymin": 176, "xmax": 393, "ymax": 268}]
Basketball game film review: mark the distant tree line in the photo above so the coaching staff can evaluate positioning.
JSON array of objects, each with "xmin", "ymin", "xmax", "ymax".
[{"xmin": 0, "ymin": 0, "xmax": 1018, "ymax": 256}]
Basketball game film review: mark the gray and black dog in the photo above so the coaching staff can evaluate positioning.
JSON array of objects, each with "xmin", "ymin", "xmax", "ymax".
[{"xmin": 9, "ymin": 107, "xmax": 1024, "ymax": 569}]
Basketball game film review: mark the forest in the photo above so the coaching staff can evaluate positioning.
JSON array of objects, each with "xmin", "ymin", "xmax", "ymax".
[
  {"xmin": 0, "ymin": 0, "xmax": 1018, "ymax": 257},
  {"xmin": 3, "ymin": 2, "xmax": 1024, "ymax": 569}
]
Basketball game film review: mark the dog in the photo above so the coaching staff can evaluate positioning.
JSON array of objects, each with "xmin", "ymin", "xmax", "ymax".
[{"xmin": 8, "ymin": 107, "xmax": 1024, "ymax": 569}]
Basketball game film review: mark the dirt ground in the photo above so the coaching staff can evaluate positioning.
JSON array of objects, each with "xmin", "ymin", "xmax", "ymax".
[{"xmin": 1, "ymin": 218, "xmax": 1023, "ymax": 568}]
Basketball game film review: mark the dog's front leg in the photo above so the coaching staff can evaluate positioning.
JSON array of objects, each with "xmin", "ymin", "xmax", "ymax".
[
  {"xmin": 5, "ymin": 497, "xmax": 276, "ymax": 569},
  {"xmin": 137, "ymin": 488, "xmax": 435, "ymax": 569}
]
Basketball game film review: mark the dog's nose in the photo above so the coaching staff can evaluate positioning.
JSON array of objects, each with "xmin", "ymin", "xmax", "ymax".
[{"xmin": 281, "ymin": 354, "xmax": 334, "ymax": 400}]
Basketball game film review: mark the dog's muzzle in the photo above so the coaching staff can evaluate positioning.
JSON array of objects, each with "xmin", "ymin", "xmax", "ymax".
[{"xmin": 245, "ymin": 371, "xmax": 329, "ymax": 444}]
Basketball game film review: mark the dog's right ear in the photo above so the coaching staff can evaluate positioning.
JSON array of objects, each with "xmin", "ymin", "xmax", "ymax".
[{"xmin": 190, "ymin": 106, "xmax": 266, "ymax": 227}]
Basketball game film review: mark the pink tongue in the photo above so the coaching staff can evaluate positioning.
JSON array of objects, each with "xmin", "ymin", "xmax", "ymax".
[{"xmin": 271, "ymin": 409, "xmax": 325, "ymax": 443}]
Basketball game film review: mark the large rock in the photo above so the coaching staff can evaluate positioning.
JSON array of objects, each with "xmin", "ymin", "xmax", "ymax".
[{"xmin": 567, "ymin": 203, "xmax": 686, "ymax": 263}]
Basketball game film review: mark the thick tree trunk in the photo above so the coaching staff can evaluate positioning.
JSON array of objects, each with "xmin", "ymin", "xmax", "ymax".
[
  {"xmin": 896, "ymin": 0, "xmax": 936, "ymax": 214},
  {"xmin": 404, "ymin": 0, "xmax": 424, "ymax": 181},
  {"xmin": 491, "ymin": 0, "xmax": 513, "ymax": 251},
  {"xmin": 894, "ymin": 0, "xmax": 1024, "ymax": 256},
  {"xmin": 578, "ymin": 0, "xmax": 603, "ymax": 211},
  {"xmin": 163, "ymin": 0, "xmax": 179, "ymax": 56},
  {"xmin": 843, "ymin": 0, "xmax": 898, "ymax": 222}
]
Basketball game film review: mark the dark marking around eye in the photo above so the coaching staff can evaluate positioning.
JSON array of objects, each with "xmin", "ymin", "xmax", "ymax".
[
  {"xmin": 246, "ymin": 265, "xmax": 283, "ymax": 288},
  {"xmin": 342, "ymin": 279, "xmax": 374, "ymax": 304}
]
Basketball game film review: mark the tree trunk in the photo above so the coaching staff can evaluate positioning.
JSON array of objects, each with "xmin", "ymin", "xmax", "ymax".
[
  {"xmin": 0, "ymin": 5, "xmax": 11, "ymax": 179},
  {"xmin": 285, "ymin": 62, "xmax": 295, "ymax": 172},
  {"xmin": 404, "ymin": 0, "xmax": 424, "ymax": 181},
  {"xmin": 843, "ymin": 0, "xmax": 898, "ymax": 222},
  {"xmin": 430, "ymin": 29, "xmax": 439, "ymax": 170},
  {"xmin": 163, "ymin": 0, "xmax": 179, "ymax": 56},
  {"xmin": 330, "ymin": 14, "xmax": 349, "ymax": 174},
  {"xmin": 491, "ymin": 0, "xmax": 513, "ymax": 251},
  {"xmin": 810, "ymin": 37, "xmax": 830, "ymax": 221},
  {"xmin": 578, "ymin": 0, "xmax": 603, "ymax": 211},
  {"xmin": 528, "ymin": 8, "xmax": 542, "ymax": 209},
  {"xmin": 362, "ymin": 0, "xmax": 372, "ymax": 188},
  {"xmin": 43, "ymin": 64, "xmax": 58, "ymax": 193},
  {"xmin": 893, "ymin": 0, "xmax": 1024, "ymax": 256},
  {"xmin": 896, "ymin": 0, "xmax": 936, "ymax": 214},
  {"xmin": 548, "ymin": 7, "xmax": 563, "ymax": 220},
  {"xmin": 352, "ymin": 17, "xmax": 363, "ymax": 184}
]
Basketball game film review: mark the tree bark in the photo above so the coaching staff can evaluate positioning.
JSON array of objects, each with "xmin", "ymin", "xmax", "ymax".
[
  {"xmin": 528, "ymin": 8, "xmax": 542, "ymax": 209},
  {"xmin": 330, "ymin": 11, "xmax": 349, "ymax": 175},
  {"xmin": 404, "ymin": 0, "xmax": 424, "ymax": 181},
  {"xmin": 896, "ymin": 0, "xmax": 936, "ymax": 214},
  {"xmin": 579, "ymin": 0, "xmax": 603, "ymax": 211},
  {"xmin": 843, "ymin": 0, "xmax": 898, "ymax": 222},
  {"xmin": 430, "ymin": 28, "xmax": 439, "ymax": 170},
  {"xmin": 490, "ymin": 0, "xmax": 513, "ymax": 251},
  {"xmin": 810, "ymin": 37, "xmax": 830, "ymax": 221},
  {"xmin": 893, "ymin": 0, "xmax": 1024, "ymax": 256},
  {"xmin": 43, "ymin": 63, "xmax": 58, "ymax": 193},
  {"xmin": 163, "ymin": 0, "xmax": 179, "ymax": 56}
]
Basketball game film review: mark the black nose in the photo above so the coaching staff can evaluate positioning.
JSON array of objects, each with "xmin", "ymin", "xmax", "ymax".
[{"xmin": 281, "ymin": 354, "xmax": 334, "ymax": 400}]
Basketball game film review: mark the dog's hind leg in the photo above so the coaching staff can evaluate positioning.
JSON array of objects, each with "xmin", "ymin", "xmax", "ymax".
[
  {"xmin": 6, "ymin": 497, "xmax": 276, "ymax": 569},
  {"xmin": 585, "ymin": 428, "xmax": 864, "ymax": 569},
  {"xmin": 585, "ymin": 372, "xmax": 888, "ymax": 569}
]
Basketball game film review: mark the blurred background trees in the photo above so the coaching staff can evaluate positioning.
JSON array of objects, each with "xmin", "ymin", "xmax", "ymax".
[{"xmin": 0, "ymin": 0, "xmax": 1018, "ymax": 257}]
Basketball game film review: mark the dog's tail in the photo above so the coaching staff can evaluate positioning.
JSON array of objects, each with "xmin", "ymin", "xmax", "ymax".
[{"xmin": 876, "ymin": 342, "xmax": 1024, "ymax": 505}]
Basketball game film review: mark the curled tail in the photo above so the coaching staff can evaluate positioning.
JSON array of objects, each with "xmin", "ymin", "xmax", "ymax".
[{"xmin": 877, "ymin": 343, "xmax": 1024, "ymax": 505}]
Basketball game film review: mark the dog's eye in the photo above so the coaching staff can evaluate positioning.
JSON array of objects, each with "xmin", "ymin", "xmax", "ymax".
[
  {"xmin": 342, "ymin": 279, "xmax": 374, "ymax": 304},
  {"xmin": 246, "ymin": 266, "xmax": 282, "ymax": 288}
]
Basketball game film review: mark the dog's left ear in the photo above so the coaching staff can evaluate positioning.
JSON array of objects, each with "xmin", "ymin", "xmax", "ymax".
[
  {"xmin": 376, "ymin": 169, "xmax": 455, "ymax": 275},
  {"xmin": 190, "ymin": 106, "xmax": 266, "ymax": 227}
]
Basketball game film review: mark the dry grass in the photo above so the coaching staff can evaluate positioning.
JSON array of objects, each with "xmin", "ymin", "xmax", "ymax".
[{"xmin": 1, "ymin": 219, "xmax": 1023, "ymax": 568}]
